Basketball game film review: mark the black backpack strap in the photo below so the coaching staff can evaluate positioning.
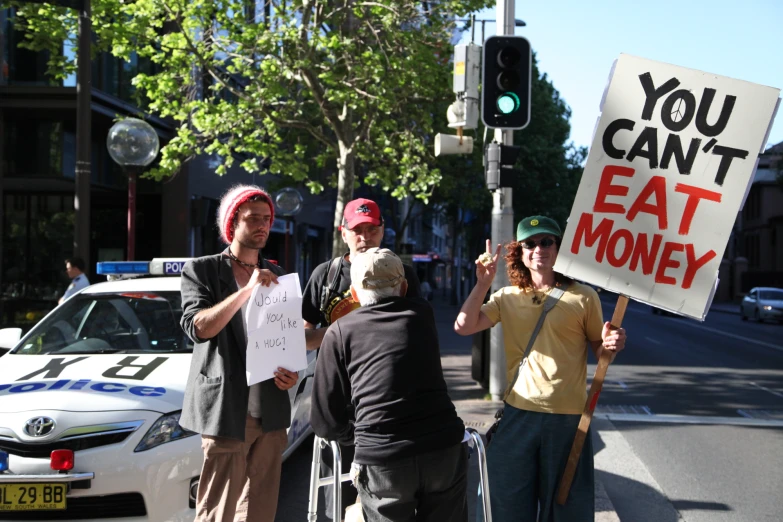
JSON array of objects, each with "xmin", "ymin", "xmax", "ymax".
[{"xmin": 319, "ymin": 257, "xmax": 343, "ymax": 316}]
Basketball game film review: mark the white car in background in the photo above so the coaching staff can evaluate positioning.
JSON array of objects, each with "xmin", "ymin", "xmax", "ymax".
[
  {"xmin": 0, "ymin": 260, "xmax": 316, "ymax": 521},
  {"xmin": 740, "ymin": 286, "xmax": 783, "ymax": 323}
]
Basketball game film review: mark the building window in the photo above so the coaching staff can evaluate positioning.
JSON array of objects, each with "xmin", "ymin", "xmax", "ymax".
[
  {"xmin": 2, "ymin": 115, "xmax": 74, "ymax": 178},
  {"xmin": 744, "ymin": 186, "xmax": 761, "ymax": 221},
  {"xmin": 1, "ymin": 8, "xmax": 61, "ymax": 86},
  {"xmin": 744, "ymin": 234, "xmax": 760, "ymax": 268},
  {"xmin": 1, "ymin": 193, "xmax": 75, "ymax": 328}
]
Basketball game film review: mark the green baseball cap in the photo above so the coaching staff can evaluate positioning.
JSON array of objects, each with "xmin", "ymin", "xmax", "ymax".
[{"xmin": 516, "ymin": 215, "xmax": 562, "ymax": 242}]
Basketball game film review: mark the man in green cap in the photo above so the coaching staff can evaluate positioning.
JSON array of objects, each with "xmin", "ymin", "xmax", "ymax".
[{"xmin": 454, "ymin": 215, "xmax": 627, "ymax": 522}]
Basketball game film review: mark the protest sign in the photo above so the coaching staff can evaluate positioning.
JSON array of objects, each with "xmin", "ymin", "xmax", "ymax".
[
  {"xmin": 554, "ymin": 55, "xmax": 780, "ymax": 505},
  {"xmin": 554, "ymin": 54, "xmax": 780, "ymax": 320},
  {"xmin": 245, "ymin": 273, "xmax": 308, "ymax": 386}
]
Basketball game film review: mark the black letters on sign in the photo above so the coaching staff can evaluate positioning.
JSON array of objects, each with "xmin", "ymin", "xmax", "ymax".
[
  {"xmin": 17, "ymin": 357, "xmax": 89, "ymax": 381},
  {"xmin": 102, "ymin": 356, "xmax": 168, "ymax": 380}
]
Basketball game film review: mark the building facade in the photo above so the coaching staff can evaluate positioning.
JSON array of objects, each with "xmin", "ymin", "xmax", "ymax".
[{"xmin": 0, "ymin": 8, "xmax": 334, "ymax": 330}]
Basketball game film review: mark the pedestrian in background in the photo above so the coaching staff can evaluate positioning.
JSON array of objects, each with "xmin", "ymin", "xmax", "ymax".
[
  {"xmin": 59, "ymin": 257, "xmax": 90, "ymax": 304},
  {"xmin": 179, "ymin": 184, "xmax": 300, "ymax": 522},
  {"xmin": 454, "ymin": 215, "xmax": 627, "ymax": 522},
  {"xmin": 311, "ymin": 248, "xmax": 467, "ymax": 522},
  {"xmin": 301, "ymin": 197, "xmax": 422, "ymax": 519}
]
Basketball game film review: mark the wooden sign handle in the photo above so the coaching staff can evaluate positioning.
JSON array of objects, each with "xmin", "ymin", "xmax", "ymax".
[{"xmin": 556, "ymin": 294, "xmax": 628, "ymax": 505}]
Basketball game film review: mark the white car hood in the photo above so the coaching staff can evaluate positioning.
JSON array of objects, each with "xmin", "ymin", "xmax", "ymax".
[{"xmin": 0, "ymin": 353, "xmax": 190, "ymax": 414}]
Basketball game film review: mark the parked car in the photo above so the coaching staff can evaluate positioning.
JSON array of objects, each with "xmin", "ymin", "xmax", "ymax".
[
  {"xmin": 0, "ymin": 259, "xmax": 316, "ymax": 521},
  {"xmin": 740, "ymin": 287, "xmax": 783, "ymax": 323}
]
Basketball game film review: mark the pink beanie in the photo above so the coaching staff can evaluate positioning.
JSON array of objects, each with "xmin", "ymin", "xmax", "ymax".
[{"xmin": 217, "ymin": 185, "xmax": 275, "ymax": 244}]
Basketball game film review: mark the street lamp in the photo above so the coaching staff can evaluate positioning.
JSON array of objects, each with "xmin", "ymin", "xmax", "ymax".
[
  {"xmin": 274, "ymin": 187, "xmax": 303, "ymax": 273},
  {"xmin": 106, "ymin": 118, "xmax": 160, "ymax": 261}
]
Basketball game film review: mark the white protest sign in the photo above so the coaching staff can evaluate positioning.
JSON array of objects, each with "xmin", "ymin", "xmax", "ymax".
[
  {"xmin": 553, "ymin": 54, "xmax": 780, "ymax": 320},
  {"xmin": 245, "ymin": 273, "xmax": 307, "ymax": 386}
]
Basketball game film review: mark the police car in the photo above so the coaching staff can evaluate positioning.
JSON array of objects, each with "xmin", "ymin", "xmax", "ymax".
[{"xmin": 0, "ymin": 259, "xmax": 316, "ymax": 521}]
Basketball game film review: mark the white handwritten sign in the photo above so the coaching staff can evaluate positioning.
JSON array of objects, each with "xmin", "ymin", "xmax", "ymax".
[
  {"xmin": 245, "ymin": 273, "xmax": 307, "ymax": 386},
  {"xmin": 553, "ymin": 54, "xmax": 780, "ymax": 320}
]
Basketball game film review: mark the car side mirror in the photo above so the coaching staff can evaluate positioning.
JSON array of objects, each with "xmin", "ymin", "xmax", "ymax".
[{"xmin": 0, "ymin": 328, "xmax": 22, "ymax": 350}]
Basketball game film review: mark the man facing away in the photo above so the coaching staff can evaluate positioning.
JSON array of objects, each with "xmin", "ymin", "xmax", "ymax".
[
  {"xmin": 179, "ymin": 184, "xmax": 302, "ymax": 522},
  {"xmin": 311, "ymin": 247, "xmax": 467, "ymax": 522},
  {"xmin": 59, "ymin": 257, "xmax": 90, "ymax": 304},
  {"xmin": 301, "ymin": 197, "xmax": 421, "ymax": 517}
]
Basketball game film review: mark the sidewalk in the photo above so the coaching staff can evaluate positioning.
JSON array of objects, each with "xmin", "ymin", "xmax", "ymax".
[{"xmin": 430, "ymin": 292, "xmax": 621, "ymax": 521}]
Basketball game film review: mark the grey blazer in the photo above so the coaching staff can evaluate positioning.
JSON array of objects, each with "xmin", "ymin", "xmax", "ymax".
[{"xmin": 179, "ymin": 252, "xmax": 290, "ymax": 440}]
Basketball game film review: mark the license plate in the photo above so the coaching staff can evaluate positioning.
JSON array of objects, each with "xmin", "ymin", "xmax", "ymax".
[{"xmin": 0, "ymin": 484, "xmax": 67, "ymax": 511}]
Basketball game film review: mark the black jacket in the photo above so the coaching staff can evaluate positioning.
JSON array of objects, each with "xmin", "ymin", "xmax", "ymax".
[{"xmin": 310, "ymin": 296, "xmax": 464, "ymax": 465}]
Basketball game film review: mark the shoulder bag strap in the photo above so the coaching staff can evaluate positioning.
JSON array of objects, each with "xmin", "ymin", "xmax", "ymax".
[
  {"xmin": 502, "ymin": 285, "xmax": 566, "ymax": 401},
  {"xmin": 319, "ymin": 257, "xmax": 343, "ymax": 314}
]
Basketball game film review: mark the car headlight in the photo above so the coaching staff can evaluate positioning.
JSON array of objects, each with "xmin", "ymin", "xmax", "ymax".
[
  {"xmin": 762, "ymin": 305, "xmax": 772, "ymax": 311},
  {"xmin": 134, "ymin": 411, "xmax": 197, "ymax": 452}
]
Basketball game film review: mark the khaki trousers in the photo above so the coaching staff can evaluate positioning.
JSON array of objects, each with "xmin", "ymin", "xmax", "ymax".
[{"xmin": 195, "ymin": 414, "xmax": 288, "ymax": 522}]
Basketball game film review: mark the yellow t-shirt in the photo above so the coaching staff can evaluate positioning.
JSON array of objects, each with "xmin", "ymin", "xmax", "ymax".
[{"xmin": 480, "ymin": 282, "xmax": 604, "ymax": 414}]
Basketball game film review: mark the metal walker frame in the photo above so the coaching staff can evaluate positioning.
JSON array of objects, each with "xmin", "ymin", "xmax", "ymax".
[{"xmin": 306, "ymin": 428, "xmax": 492, "ymax": 522}]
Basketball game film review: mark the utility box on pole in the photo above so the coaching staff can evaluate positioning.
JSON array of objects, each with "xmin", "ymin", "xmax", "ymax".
[{"xmin": 450, "ymin": 43, "xmax": 481, "ymax": 130}]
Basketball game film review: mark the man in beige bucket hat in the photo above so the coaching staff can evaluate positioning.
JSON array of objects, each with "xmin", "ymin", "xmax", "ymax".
[{"xmin": 310, "ymin": 247, "xmax": 468, "ymax": 522}]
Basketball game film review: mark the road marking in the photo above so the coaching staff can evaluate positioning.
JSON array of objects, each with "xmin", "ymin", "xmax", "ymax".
[
  {"xmin": 736, "ymin": 409, "xmax": 783, "ymax": 420},
  {"xmin": 645, "ymin": 336, "xmax": 662, "ymax": 345},
  {"xmin": 625, "ymin": 306, "xmax": 783, "ymax": 352},
  {"xmin": 749, "ymin": 382, "xmax": 783, "ymax": 399},
  {"xmin": 596, "ymin": 412, "xmax": 783, "ymax": 428},
  {"xmin": 596, "ymin": 404, "xmax": 653, "ymax": 415},
  {"xmin": 617, "ymin": 381, "xmax": 628, "ymax": 389}
]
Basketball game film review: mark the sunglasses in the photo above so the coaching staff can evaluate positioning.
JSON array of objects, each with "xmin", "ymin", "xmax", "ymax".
[{"xmin": 521, "ymin": 237, "xmax": 556, "ymax": 250}]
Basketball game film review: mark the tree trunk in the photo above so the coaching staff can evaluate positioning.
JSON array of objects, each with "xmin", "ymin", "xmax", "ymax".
[{"xmin": 331, "ymin": 138, "xmax": 356, "ymax": 257}]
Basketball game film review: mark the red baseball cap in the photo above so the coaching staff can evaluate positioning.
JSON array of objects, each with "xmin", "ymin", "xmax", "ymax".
[{"xmin": 342, "ymin": 198, "xmax": 383, "ymax": 230}]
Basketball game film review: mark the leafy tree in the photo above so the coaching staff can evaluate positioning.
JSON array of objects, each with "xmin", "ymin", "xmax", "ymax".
[
  {"xmin": 7, "ymin": 0, "xmax": 493, "ymax": 255},
  {"xmin": 427, "ymin": 51, "xmax": 585, "ymax": 301},
  {"xmin": 511, "ymin": 52, "xmax": 587, "ymax": 227}
]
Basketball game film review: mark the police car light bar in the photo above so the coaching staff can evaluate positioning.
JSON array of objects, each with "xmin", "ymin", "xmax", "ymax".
[
  {"xmin": 0, "ymin": 450, "xmax": 8, "ymax": 472},
  {"xmin": 97, "ymin": 261, "xmax": 150, "ymax": 275},
  {"xmin": 96, "ymin": 258, "xmax": 192, "ymax": 277}
]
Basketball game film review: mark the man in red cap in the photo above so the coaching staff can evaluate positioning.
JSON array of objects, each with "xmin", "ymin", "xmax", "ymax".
[
  {"xmin": 302, "ymin": 197, "xmax": 422, "ymax": 519},
  {"xmin": 180, "ymin": 184, "xmax": 300, "ymax": 522}
]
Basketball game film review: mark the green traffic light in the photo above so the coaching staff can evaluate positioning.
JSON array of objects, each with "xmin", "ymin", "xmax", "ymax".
[{"xmin": 497, "ymin": 92, "xmax": 520, "ymax": 114}]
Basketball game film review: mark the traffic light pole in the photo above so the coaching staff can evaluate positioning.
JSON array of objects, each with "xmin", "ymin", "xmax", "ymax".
[{"xmin": 488, "ymin": 0, "xmax": 516, "ymax": 401}]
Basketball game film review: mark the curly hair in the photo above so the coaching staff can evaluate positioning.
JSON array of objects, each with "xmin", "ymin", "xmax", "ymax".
[{"xmin": 504, "ymin": 237, "xmax": 572, "ymax": 290}]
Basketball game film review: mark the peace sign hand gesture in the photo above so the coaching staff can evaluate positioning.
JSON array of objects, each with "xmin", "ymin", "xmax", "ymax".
[{"xmin": 476, "ymin": 239, "xmax": 502, "ymax": 287}]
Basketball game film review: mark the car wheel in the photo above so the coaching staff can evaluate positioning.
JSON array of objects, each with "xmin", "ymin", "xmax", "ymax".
[
  {"xmin": 754, "ymin": 308, "xmax": 761, "ymax": 322},
  {"xmin": 740, "ymin": 307, "xmax": 747, "ymax": 321}
]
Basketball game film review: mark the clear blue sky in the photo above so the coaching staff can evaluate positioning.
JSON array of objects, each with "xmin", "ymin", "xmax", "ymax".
[{"xmin": 459, "ymin": 0, "xmax": 783, "ymax": 152}]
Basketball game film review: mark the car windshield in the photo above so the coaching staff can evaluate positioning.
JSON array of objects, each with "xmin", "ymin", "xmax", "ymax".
[
  {"xmin": 11, "ymin": 291, "xmax": 193, "ymax": 355},
  {"xmin": 759, "ymin": 290, "xmax": 783, "ymax": 300}
]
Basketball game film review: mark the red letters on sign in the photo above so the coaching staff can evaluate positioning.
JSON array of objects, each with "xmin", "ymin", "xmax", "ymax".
[
  {"xmin": 654, "ymin": 242, "xmax": 684, "ymax": 285},
  {"xmin": 626, "ymin": 176, "xmax": 668, "ymax": 230},
  {"xmin": 593, "ymin": 165, "xmax": 635, "ymax": 214},
  {"xmin": 674, "ymin": 183, "xmax": 722, "ymax": 235},
  {"xmin": 570, "ymin": 163, "xmax": 726, "ymax": 291}
]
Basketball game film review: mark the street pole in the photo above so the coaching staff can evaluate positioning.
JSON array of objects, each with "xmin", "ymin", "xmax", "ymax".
[
  {"xmin": 74, "ymin": 0, "xmax": 91, "ymax": 268},
  {"xmin": 126, "ymin": 166, "xmax": 137, "ymax": 260},
  {"xmin": 488, "ymin": 0, "xmax": 516, "ymax": 401}
]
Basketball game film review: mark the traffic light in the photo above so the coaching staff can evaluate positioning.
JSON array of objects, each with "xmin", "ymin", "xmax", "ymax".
[
  {"xmin": 481, "ymin": 36, "xmax": 532, "ymax": 130},
  {"xmin": 485, "ymin": 142, "xmax": 521, "ymax": 190}
]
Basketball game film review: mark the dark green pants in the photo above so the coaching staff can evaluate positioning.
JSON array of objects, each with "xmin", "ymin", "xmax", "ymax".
[{"xmin": 484, "ymin": 406, "xmax": 594, "ymax": 522}]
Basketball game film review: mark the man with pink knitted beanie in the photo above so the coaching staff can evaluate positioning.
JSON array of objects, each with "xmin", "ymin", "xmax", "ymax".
[{"xmin": 179, "ymin": 184, "xmax": 300, "ymax": 522}]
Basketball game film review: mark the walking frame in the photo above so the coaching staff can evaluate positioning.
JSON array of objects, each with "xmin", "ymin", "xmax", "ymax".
[{"xmin": 306, "ymin": 428, "xmax": 492, "ymax": 522}]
